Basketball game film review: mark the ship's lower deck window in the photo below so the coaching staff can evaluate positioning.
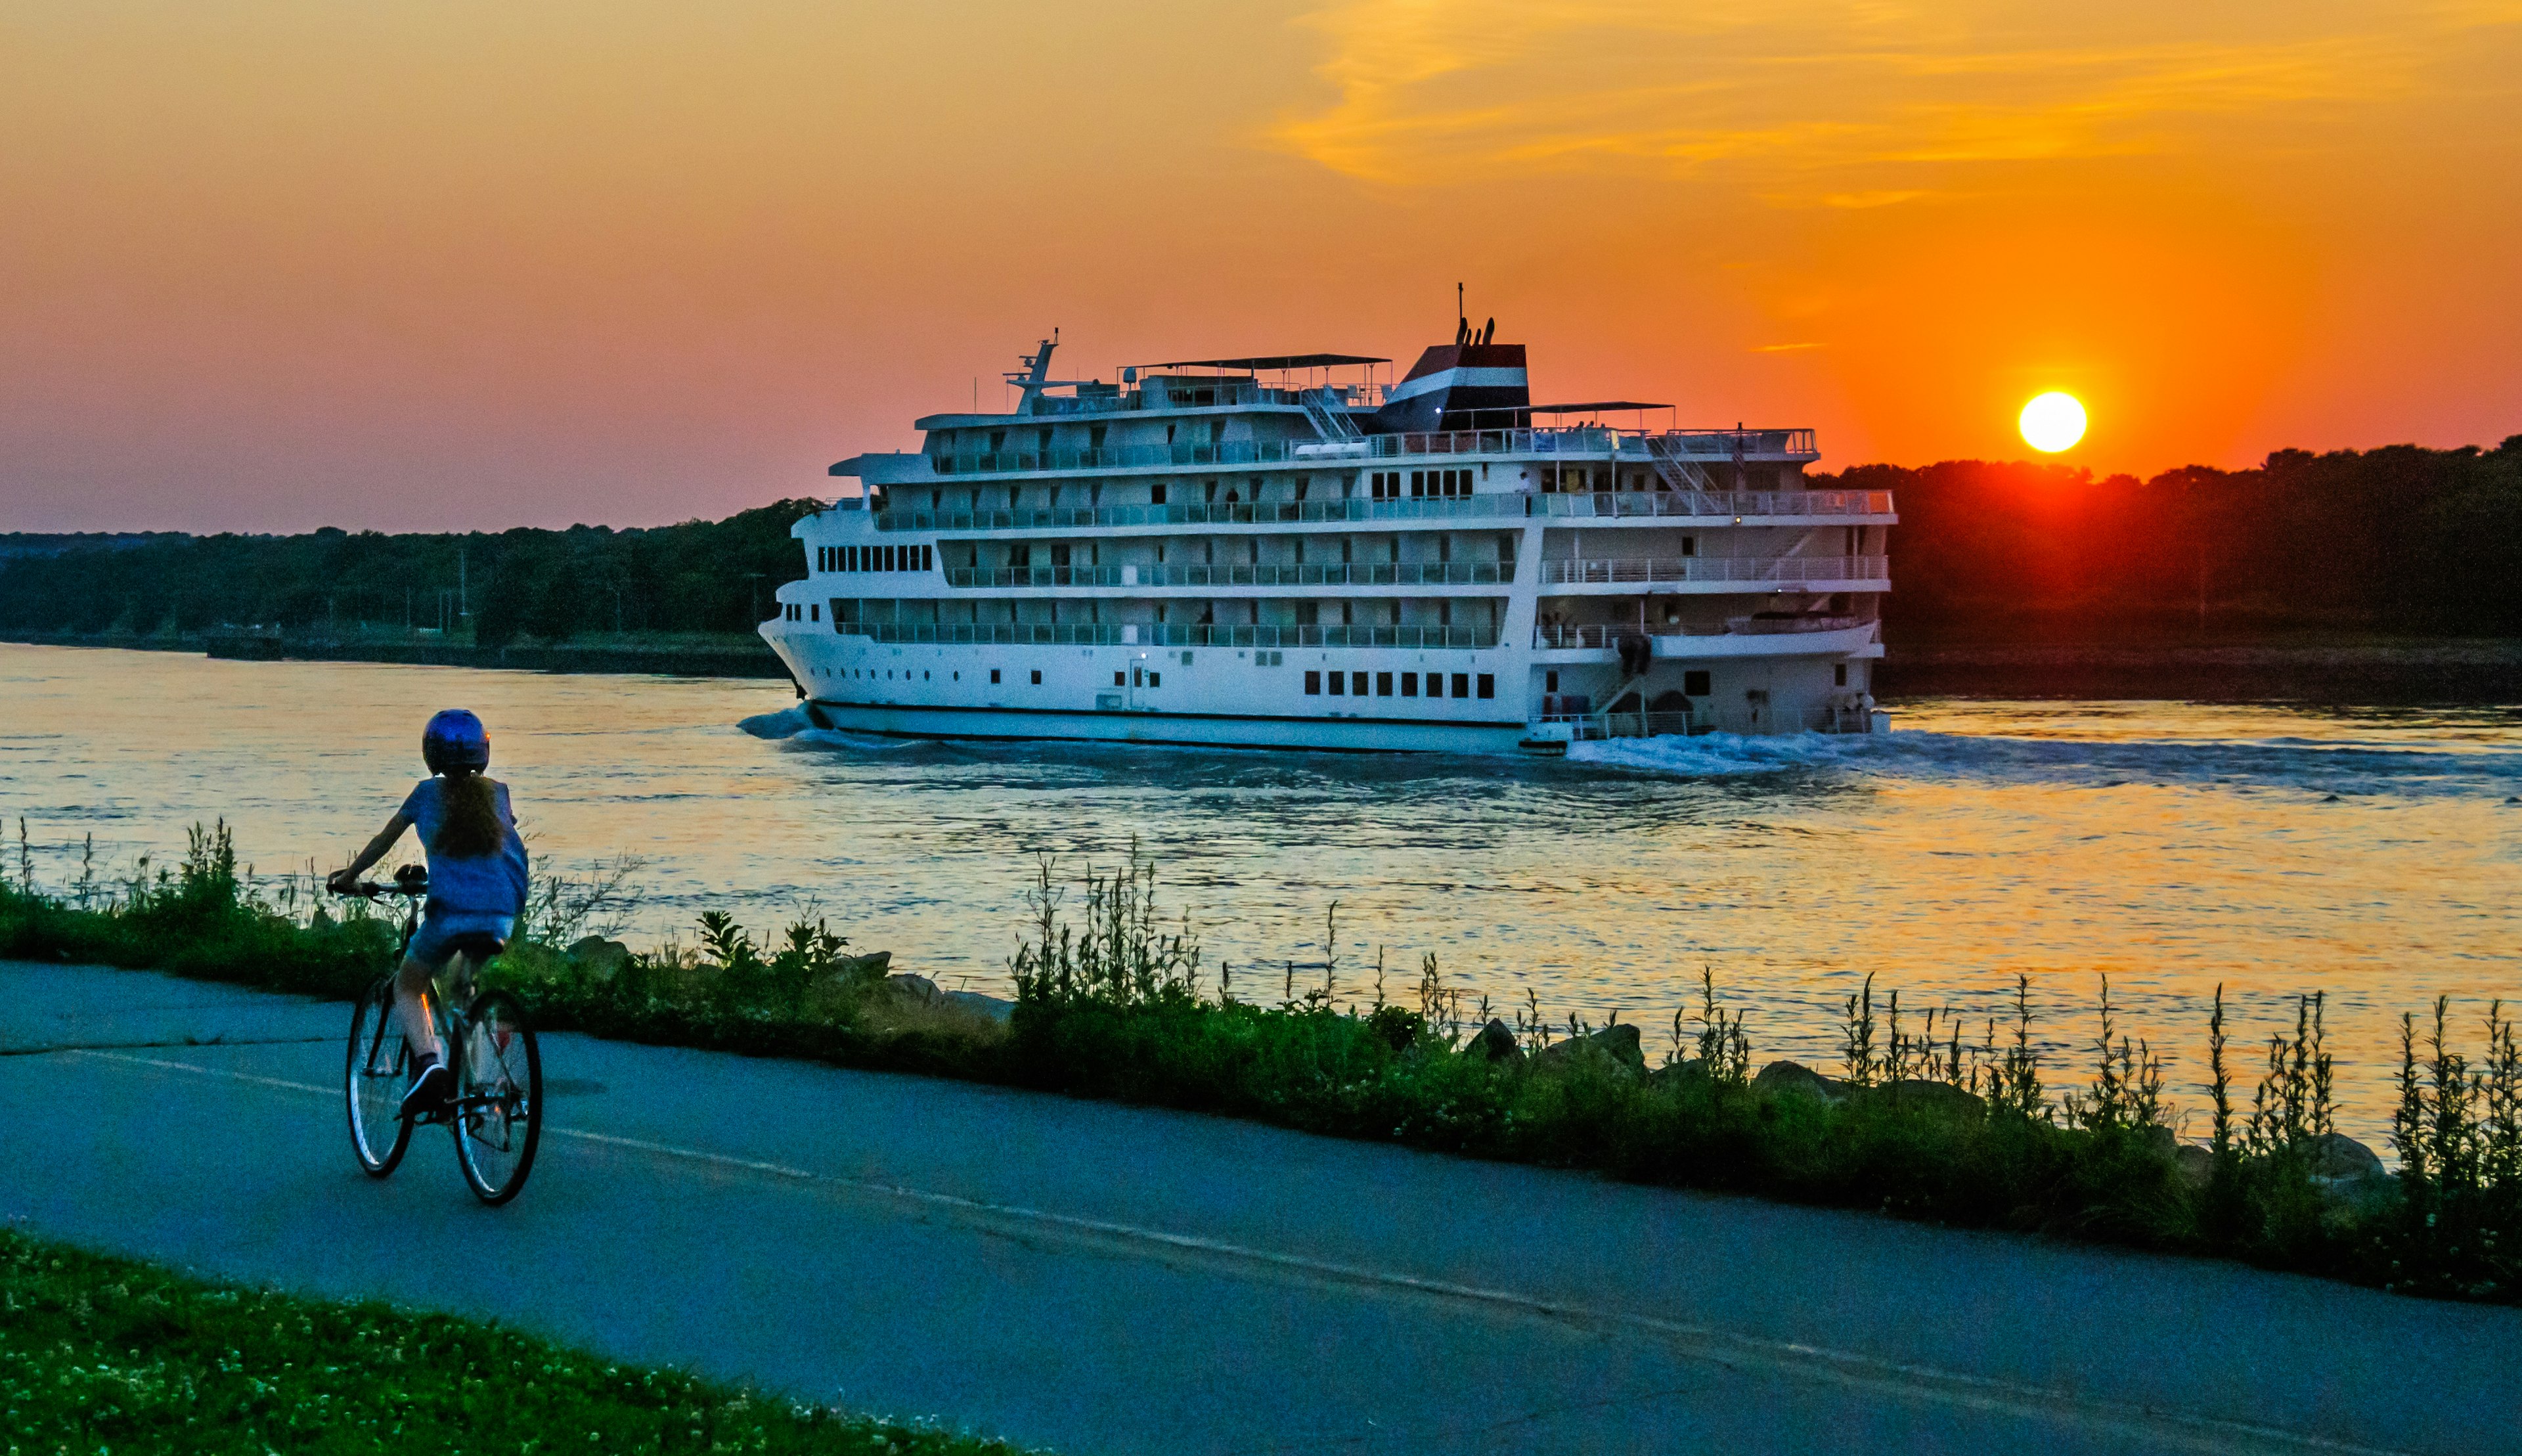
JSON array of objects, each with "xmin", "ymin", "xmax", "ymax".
[
  {"xmin": 1400, "ymin": 673, "xmax": 1417, "ymax": 697},
  {"xmin": 1030, "ymin": 669, "xmax": 1042, "ymax": 684},
  {"xmin": 1476, "ymin": 674, "xmax": 1494, "ymax": 698},
  {"xmin": 990, "ymin": 668, "xmax": 1002, "ymax": 684},
  {"xmin": 1835, "ymin": 663, "xmax": 1848, "ymax": 686},
  {"xmin": 1684, "ymin": 670, "xmax": 1711, "ymax": 695},
  {"xmin": 1451, "ymin": 673, "xmax": 1471, "ymax": 697},
  {"xmin": 1351, "ymin": 672, "xmax": 1368, "ymax": 695},
  {"xmin": 1327, "ymin": 672, "xmax": 1344, "ymax": 696},
  {"xmin": 1375, "ymin": 672, "xmax": 1392, "ymax": 696},
  {"xmin": 1305, "ymin": 670, "xmax": 1321, "ymax": 694}
]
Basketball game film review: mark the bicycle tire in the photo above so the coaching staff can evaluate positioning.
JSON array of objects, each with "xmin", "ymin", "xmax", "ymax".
[
  {"xmin": 450, "ymin": 989, "xmax": 542, "ymax": 1205},
  {"xmin": 344, "ymin": 975, "xmax": 413, "ymax": 1177}
]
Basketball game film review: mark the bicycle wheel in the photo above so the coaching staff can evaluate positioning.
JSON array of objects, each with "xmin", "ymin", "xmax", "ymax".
[
  {"xmin": 344, "ymin": 975, "xmax": 413, "ymax": 1177},
  {"xmin": 450, "ymin": 989, "xmax": 541, "ymax": 1205}
]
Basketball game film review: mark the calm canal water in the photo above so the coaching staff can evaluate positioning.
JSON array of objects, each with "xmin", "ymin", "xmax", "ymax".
[{"xmin": 7, "ymin": 642, "xmax": 2519, "ymax": 1147}]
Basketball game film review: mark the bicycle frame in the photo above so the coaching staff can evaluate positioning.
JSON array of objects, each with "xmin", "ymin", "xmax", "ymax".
[{"xmin": 355, "ymin": 875, "xmax": 503, "ymax": 1128}]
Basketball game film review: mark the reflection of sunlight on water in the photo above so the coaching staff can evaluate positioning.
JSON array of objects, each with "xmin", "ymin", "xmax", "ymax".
[{"xmin": 6, "ymin": 644, "xmax": 2520, "ymax": 1147}]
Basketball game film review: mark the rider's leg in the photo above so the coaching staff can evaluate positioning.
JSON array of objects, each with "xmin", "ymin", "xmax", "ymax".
[{"xmin": 391, "ymin": 953, "xmax": 446, "ymax": 1065}]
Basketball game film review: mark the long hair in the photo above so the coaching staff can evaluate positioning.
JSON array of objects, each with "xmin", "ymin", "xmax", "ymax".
[{"xmin": 431, "ymin": 769, "xmax": 505, "ymax": 859}]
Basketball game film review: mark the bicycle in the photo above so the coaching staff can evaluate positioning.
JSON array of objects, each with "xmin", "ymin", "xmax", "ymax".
[{"xmin": 338, "ymin": 864, "xmax": 543, "ymax": 1204}]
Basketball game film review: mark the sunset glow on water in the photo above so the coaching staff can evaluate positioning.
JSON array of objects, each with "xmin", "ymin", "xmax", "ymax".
[{"xmin": 7, "ymin": 644, "xmax": 2515, "ymax": 1147}]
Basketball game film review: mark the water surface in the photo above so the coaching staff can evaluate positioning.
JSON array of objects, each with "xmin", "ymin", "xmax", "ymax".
[{"xmin": 6, "ymin": 642, "xmax": 2517, "ymax": 1147}]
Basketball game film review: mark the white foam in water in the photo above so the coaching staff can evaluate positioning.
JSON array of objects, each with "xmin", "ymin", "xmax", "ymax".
[
  {"xmin": 737, "ymin": 706, "xmax": 815, "ymax": 739},
  {"xmin": 1569, "ymin": 730, "xmax": 1870, "ymax": 776}
]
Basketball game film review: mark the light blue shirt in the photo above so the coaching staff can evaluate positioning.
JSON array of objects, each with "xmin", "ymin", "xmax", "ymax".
[{"xmin": 399, "ymin": 776, "xmax": 529, "ymax": 917}]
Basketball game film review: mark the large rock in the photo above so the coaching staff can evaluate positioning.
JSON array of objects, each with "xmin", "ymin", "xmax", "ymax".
[
  {"xmin": 2305, "ymin": 1132, "xmax": 2385, "ymax": 1183},
  {"xmin": 1471, "ymin": 1019, "xmax": 1522, "ymax": 1064},
  {"xmin": 941, "ymin": 989, "xmax": 1015, "ymax": 1023},
  {"xmin": 1865, "ymin": 1078, "xmax": 1985, "ymax": 1118},
  {"xmin": 1534, "ymin": 1022, "xmax": 1646, "ymax": 1076},
  {"xmin": 566, "ymin": 936, "xmax": 631, "ymax": 981},
  {"xmin": 1754, "ymin": 1061, "xmax": 1846, "ymax": 1104},
  {"xmin": 881, "ymin": 973, "xmax": 942, "ymax": 1005}
]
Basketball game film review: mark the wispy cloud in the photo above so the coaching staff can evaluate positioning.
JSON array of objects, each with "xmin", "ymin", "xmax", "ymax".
[{"xmin": 1270, "ymin": 1, "xmax": 2490, "ymax": 190}]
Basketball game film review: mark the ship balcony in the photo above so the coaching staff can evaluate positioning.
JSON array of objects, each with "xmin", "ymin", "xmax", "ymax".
[
  {"xmin": 833, "ymin": 621, "xmax": 1496, "ymax": 650},
  {"xmin": 944, "ymin": 562, "xmax": 1513, "ymax": 590},
  {"xmin": 867, "ymin": 487, "xmax": 1889, "ymax": 535},
  {"xmin": 911, "ymin": 425, "xmax": 1819, "ymax": 479},
  {"xmin": 1530, "ymin": 617, "xmax": 1880, "ymax": 661},
  {"xmin": 1537, "ymin": 554, "xmax": 1888, "ymax": 590}
]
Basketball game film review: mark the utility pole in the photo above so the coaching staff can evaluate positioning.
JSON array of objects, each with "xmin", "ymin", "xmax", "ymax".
[{"xmin": 458, "ymin": 548, "xmax": 469, "ymax": 619}]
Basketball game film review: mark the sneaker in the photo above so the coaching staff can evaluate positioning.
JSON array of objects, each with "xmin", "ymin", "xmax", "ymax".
[{"xmin": 400, "ymin": 1059, "xmax": 454, "ymax": 1120}]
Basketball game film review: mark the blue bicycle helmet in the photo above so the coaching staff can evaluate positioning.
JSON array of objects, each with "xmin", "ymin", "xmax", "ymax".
[{"xmin": 422, "ymin": 708, "xmax": 491, "ymax": 775}]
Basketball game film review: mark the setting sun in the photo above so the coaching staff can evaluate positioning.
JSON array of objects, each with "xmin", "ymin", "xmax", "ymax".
[{"xmin": 2020, "ymin": 393, "xmax": 2089, "ymax": 453}]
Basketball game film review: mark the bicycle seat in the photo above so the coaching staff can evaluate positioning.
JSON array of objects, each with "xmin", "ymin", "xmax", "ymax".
[{"xmin": 444, "ymin": 932, "xmax": 508, "ymax": 959}]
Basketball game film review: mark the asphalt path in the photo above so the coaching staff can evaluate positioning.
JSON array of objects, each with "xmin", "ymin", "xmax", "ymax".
[{"xmin": 4, "ymin": 960, "xmax": 2515, "ymax": 1455}]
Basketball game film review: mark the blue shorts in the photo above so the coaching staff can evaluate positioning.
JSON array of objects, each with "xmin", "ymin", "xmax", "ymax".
[{"xmin": 407, "ymin": 910, "xmax": 515, "ymax": 967}]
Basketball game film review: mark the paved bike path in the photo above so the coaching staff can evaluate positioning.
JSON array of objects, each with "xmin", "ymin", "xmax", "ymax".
[{"xmin": 2, "ymin": 960, "xmax": 2515, "ymax": 1455}]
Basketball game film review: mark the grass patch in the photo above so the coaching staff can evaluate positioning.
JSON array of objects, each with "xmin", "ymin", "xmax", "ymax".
[
  {"xmin": 4, "ymin": 822, "xmax": 2515, "ymax": 1306},
  {"xmin": 0, "ymin": 1227, "xmax": 1034, "ymax": 1453}
]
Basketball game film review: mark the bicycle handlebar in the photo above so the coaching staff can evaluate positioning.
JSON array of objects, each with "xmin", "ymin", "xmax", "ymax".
[{"xmin": 334, "ymin": 867, "xmax": 429, "ymax": 899}]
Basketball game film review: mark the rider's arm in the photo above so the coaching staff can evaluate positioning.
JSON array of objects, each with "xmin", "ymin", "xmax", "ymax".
[{"xmin": 327, "ymin": 810, "xmax": 414, "ymax": 893}]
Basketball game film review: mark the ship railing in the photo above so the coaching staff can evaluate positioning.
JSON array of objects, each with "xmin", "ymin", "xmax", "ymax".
[
  {"xmin": 869, "ymin": 487, "xmax": 1888, "ymax": 533},
  {"xmin": 1545, "ymin": 710, "xmax": 1706, "ymax": 740},
  {"xmin": 1532, "ymin": 616, "xmax": 1868, "ymax": 649},
  {"xmin": 837, "ymin": 621, "xmax": 1498, "ymax": 650},
  {"xmin": 1538, "ymin": 556, "xmax": 1888, "ymax": 586},
  {"xmin": 944, "ymin": 562, "xmax": 1514, "ymax": 589},
  {"xmin": 918, "ymin": 426, "xmax": 1819, "ymax": 480},
  {"xmin": 1548, "ymin": 702, "xmax": 1875, "ymax": 739},
  {"xmin": 1530, "ymin": 489, "xmax": 1891, "ymax": 519}
]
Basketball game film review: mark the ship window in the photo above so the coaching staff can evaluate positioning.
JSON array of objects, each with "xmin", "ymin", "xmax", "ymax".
[
  {"xmin": 1409, "ymin": 470, "xmax": 1425, "ymax": 497},
  {"xmin": 1030, "ymin": 669, "xmax": 1042, "ymax": 685},
  {"xmin": 810, "ymin": 604, "xmax": 820, "ymax": 622},
  {"xmin": 1147, "ymin": 671, "xmax": 1161, "ymax": 688},
  {"xmin": 1545, "ymin": 671, "xmax": 1559, "ymax": 693},
  {"xmin": 1476, "ymin": 674, "xmax": 1495, "ymax": 699},
  {"xmin": 1836, "ymin": 663, "xmax": 1849, "ymax": 686},
  {"xmin": 990, "ymin": 430, "xmax": 1006, "ymax": 452},
  {"xmin": 1327, "ymin": 672, "xmax": 1344, "ymax": 696},
  {"xmin": 1452, "ymin": 673, "xmax": 1471, "ymax": 697},
  {"xmin": 1401, "ymin": 673, "xmax": 1417, "ymax": 697},
  {"xmin": 1685, "ymin": 670, "xmax": 1710, "ymax": 695},
  {"xmin": 1426, "ymin": 674, "xmax": 1444, "ymax": 699},
  {"xmin": 1305, "ymin": 670, "xmax": 1321, "ymax": 695},
  {"xmin": 1115, "ymin": 671, "xmax": 1126, "ymax": 687},
  {"xmin": 1376, "ymin": 672, "xmax": 1392, "ymax": 697},
  {"xmin": 1151, "ymin": 482, "xmax": 1168, "ymax": 506},
  {"xmin": 990, "ymin": 668, "xmax": 1002, "ymax": 684},
  {"xmin": 1681, "ymin": 536, "xmax": 1696, "ymax": 557},
  {"xmin": 1352, "ymin": 672, "xmax": 1368, "ymax": 695}
]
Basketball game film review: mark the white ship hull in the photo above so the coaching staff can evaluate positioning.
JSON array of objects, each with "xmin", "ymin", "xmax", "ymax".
[{"xmin": 757, "ymin": 332, "xmax": 1895, "ymax": 754}]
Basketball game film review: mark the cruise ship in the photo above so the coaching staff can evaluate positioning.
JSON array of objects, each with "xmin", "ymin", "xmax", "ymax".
[{"xmin": 761, "ymin": 324, "xmax": 1892, "ymax": 753}]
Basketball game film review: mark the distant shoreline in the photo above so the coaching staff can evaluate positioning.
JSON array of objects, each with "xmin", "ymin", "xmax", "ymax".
[
  {"xmin": 0, "ymin": 630, "xmax": 793, "ymax": 682},
  {"xmin": 9, "ymin": 630, "xmax": 2519, "ymax": 703},
  {"xmin": 1875, "ymin": 640, "xmax": 2522, "ymax": 704}
]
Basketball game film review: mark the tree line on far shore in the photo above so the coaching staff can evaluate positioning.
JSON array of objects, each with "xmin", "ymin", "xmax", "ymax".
[
  {"xmin": 1831, "ymin": 436, "xmax": 2522, "ymax": 642},
  {"xmin": 0, "ymin": 500, "xmax": 822, "ymax": 647},
  {"xmin": 1, "ymin": 437, "xmax": 2516, "ymax": 648}
]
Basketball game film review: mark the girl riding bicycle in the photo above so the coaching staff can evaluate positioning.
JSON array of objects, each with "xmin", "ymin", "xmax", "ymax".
[{"xmin": 328, "ymin": 709, "xmax": 529, "ymax": 1120}]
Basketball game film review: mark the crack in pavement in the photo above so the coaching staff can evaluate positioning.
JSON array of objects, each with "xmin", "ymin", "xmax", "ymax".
[{"xmin": 62, "ymin": 1048, "xmax": 2425, "ymax": 1456}]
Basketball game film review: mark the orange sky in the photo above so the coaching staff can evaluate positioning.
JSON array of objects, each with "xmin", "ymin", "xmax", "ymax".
[{"xmin": 3, "ymin": 1, "xmax": 2516, "ymax": 532}]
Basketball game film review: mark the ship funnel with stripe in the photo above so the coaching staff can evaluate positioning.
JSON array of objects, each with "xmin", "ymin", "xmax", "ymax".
[{"xmin": 1368, "ymin": 319, "xmax": 1528, "ymax": 434}]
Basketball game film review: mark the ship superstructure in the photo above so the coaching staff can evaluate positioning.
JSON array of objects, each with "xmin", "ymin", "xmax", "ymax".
[{"xmin": 761, "ymin": 325, "xmax": 1892, "ymax": 753}]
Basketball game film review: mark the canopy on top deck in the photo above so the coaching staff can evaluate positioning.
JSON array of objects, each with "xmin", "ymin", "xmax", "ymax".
[{"xmin": 1147, "ymin": 354, "xmax": 1390, "ymax": 372}]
